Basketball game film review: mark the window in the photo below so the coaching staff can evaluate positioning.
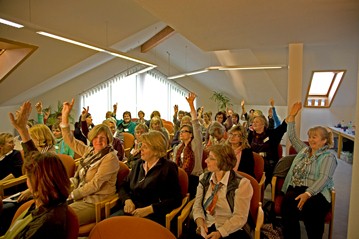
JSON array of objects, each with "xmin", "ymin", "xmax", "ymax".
[
  {"xmin": 80, "ymin": 65, "xmax": 190, "ymax": 125},
  {"xmin": 304, "ymin": 70, "xmax": 346, "ymax": 108}
]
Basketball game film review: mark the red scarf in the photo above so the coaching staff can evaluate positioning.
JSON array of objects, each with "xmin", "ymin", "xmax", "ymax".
[{"xmin": 175, "ymin": 142, "xmax": 195, "ymax": 175}]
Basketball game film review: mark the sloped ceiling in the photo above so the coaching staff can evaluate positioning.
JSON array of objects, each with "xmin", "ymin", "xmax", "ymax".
[{"xmin": 0, "ymin": 0, "xmax": 358, "ymax": 107}]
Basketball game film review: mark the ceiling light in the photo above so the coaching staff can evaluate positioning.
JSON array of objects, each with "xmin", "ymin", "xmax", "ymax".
[
  {"xmin": 0, "ymin": 18, "xmax": 24, "ymax": 28},
  {"xmin": 37, "ymin": 31, "xmax": 156, "ymax": 67},
  {"xmin": 168, "ymin": 68, "xmax": 209, "ymax": 80},
  {"xmin": 167, "ymin": 65, "xmax": 286, "ymax": 79},
  {"xmin": 217, "ymin": 65, "xmax": 286, "ymax": 70},
  {"xmin": 37, "ymin": 31, "xmax": 106, "ymax": 52}
]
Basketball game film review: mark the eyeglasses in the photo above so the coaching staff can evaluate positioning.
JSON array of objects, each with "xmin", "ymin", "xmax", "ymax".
[{"xmin": 180, "ymin": 130, "xmax": 191, "ymax": 134}]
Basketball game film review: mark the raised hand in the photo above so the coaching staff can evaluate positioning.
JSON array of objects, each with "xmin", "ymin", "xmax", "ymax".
[
  {"xmin": 185, "ymin": 92, "xmax": 196, "ymax": 105},
  {"xmin": 81, "ymin": 106, "xmax": 90, "ymax": 121},
  {"xmin": 62, "ymin": 99, "xmax": 75, "ymax": 125},
  {"xmin": 35, "ymin": 101, "xmax": 43, "ymax": 114},
  {"xmin": 8, "ymin": 101, "xmax": 32, "ymax": 142},
  {"xmin": 269, "ymin": 98, "xmax": 275, "ymax": 107}
]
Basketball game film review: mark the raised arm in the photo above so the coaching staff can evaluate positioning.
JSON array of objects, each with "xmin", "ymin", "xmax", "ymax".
[
  {"xmin": 186, "ymin": 93, "xmax": 197, "ymax": 119},
  {"xmin": 8, "ymin": 101, "xmax": 32, "ymax": 143}
]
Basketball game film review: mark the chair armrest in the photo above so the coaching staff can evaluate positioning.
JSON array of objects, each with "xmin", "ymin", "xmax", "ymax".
[
  {"xmin": 94, "ymin": 194, "xmax": 118, "ymax": 223},
  {"xmin": 165, "ymin": 193, "xmax": 189, "ymax": 230},
  {"xmin": 258, "ymin": 173, "xmax": 266, "ymax": 202},
  {"xmin": 271, "ymin": 176, "xmax": 277, "ymax": 202},
  {"xmin": 255, "ymin": 202, "xmax": 264, "ymax": 239},
  {"xmin": 105, "ymin": 195, "xmax": 120, "ymax": 218},
  {"xmin": 177, "ymin": 198, "xmax": 195, "ymax": 238},
  {"xmin": 0, "ymin": 175, "xmax": 27, "ymax": 198}
]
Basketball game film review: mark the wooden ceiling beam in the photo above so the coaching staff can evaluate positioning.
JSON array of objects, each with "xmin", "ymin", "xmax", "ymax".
[{"xmin": 141, "ymin": 26, "xmax": 175, "ymax": 53}]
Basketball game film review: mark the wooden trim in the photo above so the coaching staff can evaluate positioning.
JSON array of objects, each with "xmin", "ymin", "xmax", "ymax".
[{"xmin": 141, "ymin": 26, "xmax": 175, "ymax": 53}]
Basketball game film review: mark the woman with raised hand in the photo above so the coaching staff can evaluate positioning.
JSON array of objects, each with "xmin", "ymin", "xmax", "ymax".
[
  {"xmin": 172, "ymin": 92, "xmax": 203, "ymax": 199},
  {"xmin": 4, "ymin": 101, "xmax": 71, "ymax": 239},
  {"xmin": 281, "ymin": 102, "xmax": 337, "ymax": 239},
  {"xmin": 61, "ymin": 99, "xmax": 119, "ymax": 225}
]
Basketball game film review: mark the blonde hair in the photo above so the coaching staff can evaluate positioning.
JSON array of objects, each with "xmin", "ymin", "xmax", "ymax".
[
  {"xmin": 150, "ymin": 116, "xmax": 164, "ymax": 128},
  {"xmin": 0, "ymin": 132, "xmax": 13, "ymax": 146},
  {"xmin": 253, "ymin": 115, "xmax": 269, "ymax": 128},
  {"xmin": 88, "ymin": 124, "xmax": 113, "ymax": 145},
  {"xmin": 308, "ymin": 126, "xmax": 334, "ymax": 148},
  {"xmin": 227, "ymin": 125, "xmax": 250, "ymax": 149},
  {"xmin": 140, "ymin": 131, "xmax": 168, "ymax": 158},
  {"xmin": 29, "ymin": 124, "xmax": 56, "ymax": 148}
]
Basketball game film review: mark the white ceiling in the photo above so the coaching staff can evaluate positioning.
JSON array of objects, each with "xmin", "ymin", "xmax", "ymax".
[{"xmin": 0, "ymin": 0, "xmax": 358, "ymax": 107}]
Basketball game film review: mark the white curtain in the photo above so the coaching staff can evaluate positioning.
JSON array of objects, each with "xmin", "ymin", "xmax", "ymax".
[{"xmin": 80, "ymin": 66, "xmax": 190, "ymax": 125}]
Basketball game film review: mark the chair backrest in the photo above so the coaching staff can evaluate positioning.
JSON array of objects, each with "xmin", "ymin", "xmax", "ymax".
[
  {"xmin": 277, "ymin": 144, "xmax": 283, "ymax": 160},
  {"xmin": 252, "ymin": 152, "xmax": 264, "ymax": 182},
  {"xmin": 237, "ymin": 171, "xmax": 260, "ymax": 224},
  {"xmin": 288, "ymin": 141, "xmax": 309, "ymax": 155},
  {"xmin": 122, "ymin": 132, "xmax": 135, "ymax": 150},
  {"xmin": 89, "ymin": 216, "xmax": 176, "ymax": 239},
  {"xmin": 163, "ymin": 121, "xmax": 174, "ymax": 134},
  {"xmin": 58, "ymin": 154, "xmax": 76, "ymax": 177},
  {"xmin": 178, "ymin": 167, "xmax": 189, "ymax": 198},
  {"xmin": 12, "ymin": 199, "xmax": 79, "ymax": 239},
  {"xmin": 117, "ymin": 161, "xmax": 130, "ymax": 191}
]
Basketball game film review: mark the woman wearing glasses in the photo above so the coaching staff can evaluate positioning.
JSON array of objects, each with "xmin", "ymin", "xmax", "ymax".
[
  {"xmin": 173, "ymin": 92, "xmax": 204, "ymax": 199},
  {"xmin": 226, "ymin": 125, "xmax": 255, "ymax": 178}
]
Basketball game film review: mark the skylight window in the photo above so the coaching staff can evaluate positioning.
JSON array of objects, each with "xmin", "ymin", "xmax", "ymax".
[{"xmin": 305, "ymin": 70, "xmax": 346, "ymax": 108}]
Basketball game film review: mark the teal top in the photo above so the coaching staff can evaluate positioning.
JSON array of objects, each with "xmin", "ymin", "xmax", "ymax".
[{"xmin": 55, "ymin": 138, "xmax": 75, "ymax": 158}]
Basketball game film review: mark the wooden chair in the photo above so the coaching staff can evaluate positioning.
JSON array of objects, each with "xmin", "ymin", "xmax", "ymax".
[
  {"xmin": 177, "ymin": 172, "xmax": 264, "ymax": 239},
  {"xmin": 165, "ymin": 167, "xmax": 189, "ymax": 234},
  {"xmin": 252, "ymin": 152, "xmax": 266, "ymax": 202},
  {"xmin": 89, "ymin": 216, "xmax": 176, "ymax": 239},
  {"xmin": 11, "ymin": 200, "xmax": 79, "ymax": 239},
  {"xmin": 123, "ymin": 132, "xmax": 135, "ymax": 158},
  {"xmin": 78, "ymin": 161, "xmax": 130, "ymax": 237},
  {"xmin": 0, "ymin": 175, "xmax": 27, "ymax": 198},
  {"xmin": 58, "ymin": 154, "xmax": 76, "ymax": 177}
]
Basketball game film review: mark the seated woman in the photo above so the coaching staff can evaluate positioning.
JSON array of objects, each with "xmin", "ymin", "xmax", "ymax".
[
  {"xmin": 112, "ymin": 131, "xmax": 182, "ymax": 226},
  {"xmin": 103, "ymin": 118, "xmax": 125, "ymax": 161},
  {"xmin": 149, "ymin": 116, "xmax": 170, "ymax": 146},
  {"xmin": 61, "ymin": 99, "xmax": 119, "ymax": 225},
  {"xmin": 51, "ymin": 122, "xmax": 75, "ymax": 158},
  {"xmin": 0, "ymin": 133, "xmax": 23, "ymax": 181},
  {"xmin": 4, "ymin": 101, "xmax": 71, "ymax": 239},
  {"xmin": 172, "ymin": 92, "xmax": 203, "ymax": 199},
  {"xmin": 192, "ymin": 144, "xmax": 253, "ymax": 239},
  {"xmin": 74, "ymin": 111, "xmax": 94, "ymax": 145},
  {"xmin": 206, "ymin": 121, "xmax": 227, "ymax": 147},
  {"xmin": 226, "ymin": 125, "xmax": 255, "ymax": 178},
  {"xmin": 126, "ymin": 123, "xmax": 149, "ymax": 168},
  {"xmin": 0, "ymin": 122, "xmax": 58, "ymax": 234},
  {"xmin": 281, "ymin": 102, "xmax": 337, "ymax": 239},
  {"xmin": 114, "ymin": 110, "xmax": 136, "ymax": 136}
]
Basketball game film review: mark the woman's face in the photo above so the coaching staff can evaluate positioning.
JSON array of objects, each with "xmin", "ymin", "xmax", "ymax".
[
  {"xmin": 135, "ymin": 128, "xmax": 146, "ymax": 141},
  {"xmin": 228, "ymin": 131, "xmax": 242, "ymax": 145},
  {"xmin": 1, "ymin": 136, "xmax": 15, "ymax": 154},
  {"xmin": 138, "ymin": 112, "xmax": 144, "ymax": 119},
  {"xmin": 216, "ymin": 114, "xmax": 224, "ymax": 123},
  {"xmin": 205, "ymin": 151, "xmax": 219, "ymax": 172},
  {"xmin": 86, "ymin": 116, "xmax": 93, "ymax": 126},
  {"xmin": 140, "ymin": 142, "xmax": 156, "ymax": 162},
  {"xmin": 308, "ymin": 130, "xmax": 327, "ymax": 151},
  {"xmin": 151, "ymin": 121, "xmax": 161, "ymax": 131},
  {"xmin": 252, "ymin": 117, "xmax": 265, "ymax": 132},
  {"xmin": 123, "ymin": 113, "xmax": 131, "ymax": 123},
  {"xmin": 179, "ymin": 127, "xmax": 192, "ymax": 142},
  {"xmin": 92, "ymin": 131, "xmax": 108, "ymax": 152},
  {"xmin": 52, "ymin": 127, "xmax": 62, "ymax": 139},
  {"xmin": 106, "ymin": 122, "xmax": 116, "ymax": 135},
  {"xmin": 212, "ymin": 129, "xmax": 223, "ymax": 141}
]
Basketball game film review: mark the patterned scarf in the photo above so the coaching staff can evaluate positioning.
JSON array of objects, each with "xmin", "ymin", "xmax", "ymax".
[
  {"xmin": 203, "ymin": 181, "xmax": 223, "ymax": 215},
  {"xmin": 175, "ymin": 142, "xmax": 195, "ymax": 175}
]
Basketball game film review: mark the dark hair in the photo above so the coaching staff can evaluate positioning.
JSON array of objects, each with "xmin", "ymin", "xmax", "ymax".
[
  {"xmin": 123, "ymin": 111, "xmax": 132, "ymax": 118},
  {"xmin": 23, "ymin": 152, "xmax": 70, "ymax": 206},
  {"xmin": 215, "ymin": 111, "xmax": 227, "ymax": 123}
]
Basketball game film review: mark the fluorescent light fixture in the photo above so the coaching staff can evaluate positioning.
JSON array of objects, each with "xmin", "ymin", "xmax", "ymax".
[
  {"xmin": 168, "ymin": 68, "xmax": 209, "ymax": 80},
  {"xmin": 37, "ymin": 31, "xmax": 156, "ymax": 67},
  {"xmin": 0, "ymin": 18, "xmax": 24, "ymax": 28},
  {"xmin": 37, "ymin": 31, "xmax": 105, "ymax": 52},
  {"xmin": 168, "ymin": 65, "xmax": 286, "ymax": 79},
  {"xmin": 217, "ymin": 65, "xmax": 286, "ymax": 70},
  {"xmin": 131, "ymin": 65, "xmax": 156, "ymax": 76}
]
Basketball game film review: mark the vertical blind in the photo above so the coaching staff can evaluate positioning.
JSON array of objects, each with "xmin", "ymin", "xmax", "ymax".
[{"xmin": 80, "ymin": 65, "xmax": 190, "ymax": 125}]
